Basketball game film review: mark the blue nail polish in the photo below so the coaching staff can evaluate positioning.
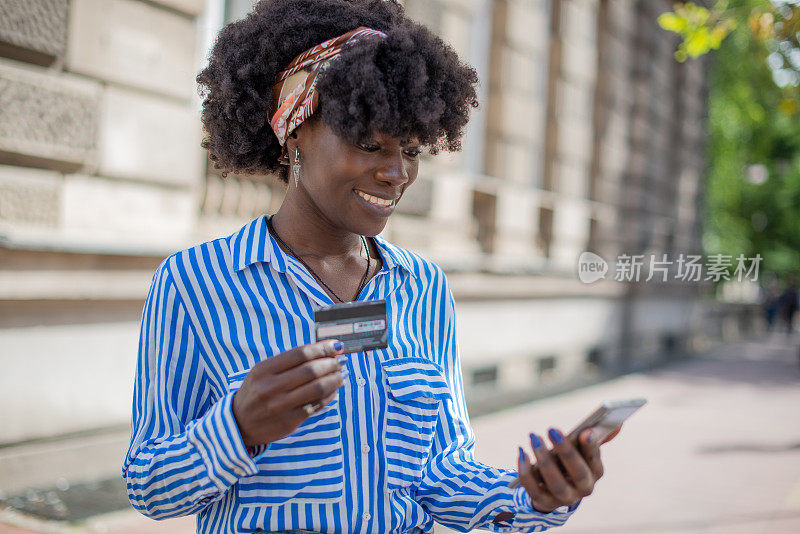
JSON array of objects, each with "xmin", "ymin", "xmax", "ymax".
[
  {"xmin": 333, "ymin": 341, "xmax": 344, "ymax": 351},
  {"xmin": 530, "ymin": 433, "xmax": 543, "ymax": 449},
  {"xmin": 548, "ymin": 428, "xmax": 563, "ymax": 445},
  {"xmin": 518, "ymin": 446, "xmax": 526, "ymax": 462},
  {"xmin": 337, "ymin": 354, "xmax": 348, "ymax": 365},
  {"xmin": 340, "ymin": 367, "xmax": 349, "ymax": 378}
]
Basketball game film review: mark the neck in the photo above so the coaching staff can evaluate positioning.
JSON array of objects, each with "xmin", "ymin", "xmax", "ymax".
[{"xmin": 271, "ymin": 190, "xmax": 364, "ymax": 260}]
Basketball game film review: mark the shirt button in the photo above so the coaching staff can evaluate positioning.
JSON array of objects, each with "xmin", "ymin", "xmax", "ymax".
[
  {"xmin": 234, "ymin": 467, "xmax": 244, "ymax": 476},
  {"xmin": 357, "ymin": 377, "xmax": 366, "ymax": 387},
  {"xmin": 361, "ymin": 444, "xmax": 370, "ymax": 454},
  {"xmin": 362, "ymin": 512, "xmax": 371, "ymax": 521}
]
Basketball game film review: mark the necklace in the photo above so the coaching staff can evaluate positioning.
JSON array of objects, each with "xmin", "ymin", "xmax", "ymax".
[{"xmin": 266, "ymin": 215, "xmax": 371, "ymax": 303}]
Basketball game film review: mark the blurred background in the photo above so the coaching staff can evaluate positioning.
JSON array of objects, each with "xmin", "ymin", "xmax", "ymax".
[{"xmin": 0, "ymin": 0, "xmax": 798, "ymax": 532}]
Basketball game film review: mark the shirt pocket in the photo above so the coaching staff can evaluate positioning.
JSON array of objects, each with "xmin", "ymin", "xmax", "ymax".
[
  {"xmin": 381, "ymin": 357, "xmax": 452, "ymax": 491},
  {"xmin": 226, "ymin": 369, "xmax": 345, "ymax": 505}
]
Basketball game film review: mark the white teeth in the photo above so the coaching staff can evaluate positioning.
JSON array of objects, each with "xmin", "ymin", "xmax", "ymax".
[{"xmin": 356, "ymin": 190, "xmax": 393, "ymax": 207}]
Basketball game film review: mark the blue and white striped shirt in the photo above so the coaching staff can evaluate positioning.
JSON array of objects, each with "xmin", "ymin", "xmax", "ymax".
[{"xmin": 123, "ymin": 214, "xmax": 580, "ymax": 533}]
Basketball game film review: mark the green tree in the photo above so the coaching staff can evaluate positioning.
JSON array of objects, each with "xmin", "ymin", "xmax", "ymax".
[{"xmin": 659, "ymin": 1, "xmax": 800, "ymax": 282}]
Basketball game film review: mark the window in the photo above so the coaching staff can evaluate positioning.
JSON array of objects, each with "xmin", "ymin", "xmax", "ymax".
[
  {"xmin": 471, "ymin": 365, "xmax": 498, "ymax": 386},
  {"xmin": 538, "ymin": 355, "xmax": 556, "ymax": 377}
]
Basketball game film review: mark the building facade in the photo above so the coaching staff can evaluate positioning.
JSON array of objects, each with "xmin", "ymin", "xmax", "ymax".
[{"xmin": 0, "ymin": 0, "xmax": 712, "ymax": 497}]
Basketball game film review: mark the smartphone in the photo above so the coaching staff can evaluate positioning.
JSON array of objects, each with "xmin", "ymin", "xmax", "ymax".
[{"xmin": 508, "ymin": 397, "xmax": 647, "ymax": 489}]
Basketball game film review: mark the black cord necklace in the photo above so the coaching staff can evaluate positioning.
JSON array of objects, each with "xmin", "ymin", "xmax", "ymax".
[{"xmin": 266, "ymin": 215, "xmax": 370, "ymax": 303}]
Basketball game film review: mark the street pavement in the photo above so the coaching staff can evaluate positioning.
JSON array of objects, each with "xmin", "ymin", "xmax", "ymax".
[
  {"xmin": 2, "ymin": 332, "xmax": 798, "ymax": 534},
  {"xmin": 453, "ymin": 331, "xmax": 800, "ymax": 534}
]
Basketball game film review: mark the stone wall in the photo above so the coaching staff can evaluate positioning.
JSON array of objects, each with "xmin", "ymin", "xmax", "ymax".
[
  {"xmin": 0, "ymin": 0, "xmax": 205, "ymax": 449},
  {"xmin": 0, "ymin": 0, "xmax": 713, "ymax": 494},
  {"xmin": 0, "ymin": 0, "xmax": 204, "ymax": 253}
]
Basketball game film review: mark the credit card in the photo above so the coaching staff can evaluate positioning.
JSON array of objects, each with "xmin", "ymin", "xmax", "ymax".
[{"xmin": 314, "ymin": 300, "xmax": 388, "ymax": 353}]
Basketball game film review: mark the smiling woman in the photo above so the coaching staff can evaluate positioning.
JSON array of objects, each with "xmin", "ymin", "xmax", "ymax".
[
  {"xmin": 121, "ymin": 1, "xmax": 593, "ymax": 533},
  {"xmin": 196, "ymin": 0, "xmax": 478, "ymax": 186}
]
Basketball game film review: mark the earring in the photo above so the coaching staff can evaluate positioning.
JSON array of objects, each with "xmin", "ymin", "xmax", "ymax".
[{"xmin": 293, "ymin": 148, "xmax": 301, "ymax": 187}]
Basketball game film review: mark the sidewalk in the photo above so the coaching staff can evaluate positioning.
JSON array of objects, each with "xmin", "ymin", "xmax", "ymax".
[
  {"xmin": 2, "ymin": 333, "xmax": 798, "ymax": 533},
  {"xmin": 458, "ymin": 331, "xmax": 800, "ymax": 534}
]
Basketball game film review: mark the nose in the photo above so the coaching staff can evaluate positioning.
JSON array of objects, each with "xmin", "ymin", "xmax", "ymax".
[{"xmin": 374, "ymin": 149, "xmax": 410, "ymax": 186}]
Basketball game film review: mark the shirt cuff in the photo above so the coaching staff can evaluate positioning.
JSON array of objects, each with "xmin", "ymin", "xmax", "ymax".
[
  {"xmin": 504, "ymin": 485, "xmax": 581, "ymax": 530},
  {"xmin": 186, "ymin": 390, "xmax": 261, "ymax": 492},
  {"xmin": 513, "ymin": 485, "xmax": 582, "ymax": 514}
]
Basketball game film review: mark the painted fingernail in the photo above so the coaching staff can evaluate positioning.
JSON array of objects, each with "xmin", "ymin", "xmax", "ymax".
[
  {"xmin": 333, "ymin": 340, "xmax": 344, "ymax": 351},
  {"xmin": 586, "ymin": 430, "xmax": 595, "ymax": 443},
  {"xmin": 518, "ymin": 446, "xmax": 526, "ymax": 463},
  {"xmin": 337, "ymin": 354, "xmax": 348, "ymax": 366},
  {"xmin": 530, "ymin": 433, "xmax": 543, "ymax": 450},
  {"xmin": 340, "ymin": 367, "xmax": 349, "ymax": 379},
  {"xmin": 548, "ymin": 428, "xmax": 564, "ymax": 445}
]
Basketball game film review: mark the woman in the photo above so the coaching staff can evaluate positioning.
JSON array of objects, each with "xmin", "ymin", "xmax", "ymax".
[{"xmin": 122, "ymin": 1, "xmax": 615, "ymax": 532}]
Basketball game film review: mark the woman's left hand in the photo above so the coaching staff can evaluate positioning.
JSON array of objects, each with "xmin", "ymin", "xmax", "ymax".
[{"xmin": 517, "ymin": 425, "xmax": 621, "ymax": 513}]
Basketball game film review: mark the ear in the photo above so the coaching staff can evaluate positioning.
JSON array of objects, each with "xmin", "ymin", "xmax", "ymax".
[
  {"xmin": 286, "ymin": 118, "xmax": 318, "ymax": 154},
  {"xmin": 285, "ymin": 130, "xmax": 299, "ymax": 156}
]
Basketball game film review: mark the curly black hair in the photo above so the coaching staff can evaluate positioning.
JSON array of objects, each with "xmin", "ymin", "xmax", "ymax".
[{"xmin": 196, "ymin": 0, "xmax": 479, "ymax": 183}]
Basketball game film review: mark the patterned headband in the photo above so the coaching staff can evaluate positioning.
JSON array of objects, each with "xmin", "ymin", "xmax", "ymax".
[{"xmin": 269, "ymin": 26, "xmax": 388, "ymax": 162}]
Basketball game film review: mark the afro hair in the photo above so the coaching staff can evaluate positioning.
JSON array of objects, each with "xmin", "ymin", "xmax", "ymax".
[{"xmin": 196, "ymin": 0, "xmax": 479, "ymax": 183}]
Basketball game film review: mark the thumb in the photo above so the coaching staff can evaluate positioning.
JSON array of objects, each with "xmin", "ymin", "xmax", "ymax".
[{"xmin": 600, "ymin": 425, "xmax": 622, "ymax": 445}]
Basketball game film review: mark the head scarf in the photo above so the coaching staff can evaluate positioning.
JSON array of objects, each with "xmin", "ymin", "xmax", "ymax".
[{"xmin": 269, "ymin": 26, "xmax": 388, "ymax": 162}]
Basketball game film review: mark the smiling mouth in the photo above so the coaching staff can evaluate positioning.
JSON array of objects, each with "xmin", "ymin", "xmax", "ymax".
[{"xmin": 355, "ymin": 189, "xmax": 396, "ymax": 208}]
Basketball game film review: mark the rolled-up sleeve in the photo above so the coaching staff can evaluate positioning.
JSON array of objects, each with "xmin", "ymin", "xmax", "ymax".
[
  {"xmin": 122, "ymin": 260, "xmax": 259, "ymax": 519},
  {"xmin": 415, "ymin": 272, "xmax": 581, "ymax": 532}
]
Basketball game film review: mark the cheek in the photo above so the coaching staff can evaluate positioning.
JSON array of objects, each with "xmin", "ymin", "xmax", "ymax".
[
  {"xmin": 406, "ymin": 160, "xmax": 420, "ymax": 182},
  {"xmin": 306, "ymin": 155, "xmax": 364, "ymax": 198},
  {"xmin": 305, "ymin": 148, "xmax": 346, "ymax": 182}
]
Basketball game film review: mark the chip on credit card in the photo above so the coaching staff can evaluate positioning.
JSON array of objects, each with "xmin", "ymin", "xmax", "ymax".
[{"xmin": 314, "ymin": 300, "xmax": 388, "ymax": 353}]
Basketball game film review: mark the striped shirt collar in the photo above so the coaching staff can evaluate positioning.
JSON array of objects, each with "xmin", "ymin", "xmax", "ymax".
[{"xmin": 229, "ymin": 215, "xmax": 417, "ymax": 279}]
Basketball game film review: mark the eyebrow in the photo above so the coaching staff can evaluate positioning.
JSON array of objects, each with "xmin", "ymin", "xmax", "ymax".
[{"xmin": 366, "ymin": 134, "xmax": 421, "ymax": 147}]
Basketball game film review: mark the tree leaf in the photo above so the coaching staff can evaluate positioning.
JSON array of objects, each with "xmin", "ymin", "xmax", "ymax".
[{"xmin": 658, "ymin": 12, "xmax": 688, "ymax": 33}]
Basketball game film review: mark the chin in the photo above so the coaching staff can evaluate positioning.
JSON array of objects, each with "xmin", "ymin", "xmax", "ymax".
[
  {"xmin": 356, "ymin": 218, "xmax": 389, "ymax": 238},
  {"xmin": 342, "ymin": 193, "xmax": 395, "ymax": 236}
]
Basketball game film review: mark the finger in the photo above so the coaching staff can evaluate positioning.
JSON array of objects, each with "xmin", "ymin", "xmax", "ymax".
[
  {"xmin": 547, "ymin": 428, "xmax": 594, "ymax": 497},
  {"xmin": 517, "ymin": 447, "xmax": 558, "ymax": 512},
  {"xmin": 517, "ymin": 446, "xmax": 537, "ymax": 489},
  {"xmin": 530, "ymin": 432, "xmax": 578, "ymax": 505},
  {"xmin": 278, "ymin": 369, "xmax": 345, "ymax": 411},
  {"xmin": 579, "ymin": 429, "xmax": 604, "ymax": 480},
  {"xmin": 274, "ymin": 353, "xmax": 345, "ymax": 391},
  {"xmin": 303, "ymin": 388, "xmax": 340, "ymax": 418},
  {"xmin": 316, "ymin": 387, "xmax": 340, "ymax": 410},
  {"xmin": 601, "ymin": 425, "xmax": 622, "ymax": 445},
  {"xmin": 531, "ymin": 464, "xmax": 547, "ymax": 487},
  {"xmin": 267, "ymin": 340, "xmax": 344, "ymax": 374}
]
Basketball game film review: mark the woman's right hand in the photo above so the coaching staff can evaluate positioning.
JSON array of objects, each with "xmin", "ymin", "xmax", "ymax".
[{"xmin": 231, "ymin": 339, "xmax": 346, "ymax": 447}]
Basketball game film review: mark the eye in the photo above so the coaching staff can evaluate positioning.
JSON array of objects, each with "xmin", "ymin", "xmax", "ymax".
[
  {"xmin": 403, "ymin": 147, "xmax": 422, "ymax": 158},
  {"xmin": 357, "ymin": 142, "xmax": 380, "ymax": 152}
]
